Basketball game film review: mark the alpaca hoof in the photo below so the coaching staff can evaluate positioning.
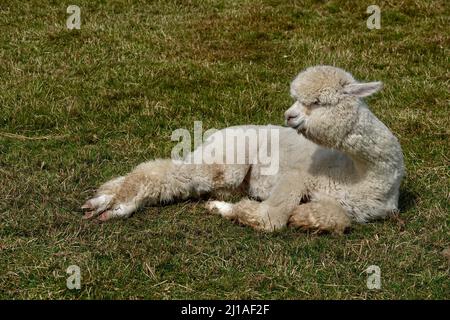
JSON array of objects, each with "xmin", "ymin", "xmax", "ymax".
[
  {"xmin": 82, "ymin": 211, "xmax": 97, "ymax": 220},
  {"xmin": 205, "ymin": 201, "xmax": 234, "ymax": 218},
  {"xmin": 288, "ymin": 209, "xmax": 349, "ymax": 235},
  {"xmin": 81, "ymin": 201, "xmax": 93, "ymax": 210},
  {"xmin": 81, "ymin": 194, "xmax": 114, "ymax": 220},
  {"xmin": 97, "ymin": 211, "xmax": 112, "ymax": 222},
  {"xmin": 288, "ymin": 214, "xmax": 311, "ymax": 228}
]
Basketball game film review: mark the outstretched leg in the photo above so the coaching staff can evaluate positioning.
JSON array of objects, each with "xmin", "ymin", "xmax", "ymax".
[
  {"xmin": 82, "ymin": 159, "xmax": 249, "ymax": 221},
  {"xmin": 288, "ymin": 196, "xmax": 351, "ymax": 235},
  {"xmin": 206, "ymin": 174, "xmax": 305, "ymax": 232}
]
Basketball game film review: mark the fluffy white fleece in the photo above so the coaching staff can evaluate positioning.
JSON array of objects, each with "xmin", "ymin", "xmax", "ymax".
[{"xmin": 82, "ymin": 66, "xmax": 404, "ymax": 234}]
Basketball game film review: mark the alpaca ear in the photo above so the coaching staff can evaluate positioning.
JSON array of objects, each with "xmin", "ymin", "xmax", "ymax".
[{"xmin": 343, "ymin": 81, "xmax": 383, "ymax": 97}]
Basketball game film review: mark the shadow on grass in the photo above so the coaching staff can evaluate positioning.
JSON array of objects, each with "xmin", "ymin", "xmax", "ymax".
[{"xmin": 398, "ymin": 185, "xmax": 418, "ymax": 212}]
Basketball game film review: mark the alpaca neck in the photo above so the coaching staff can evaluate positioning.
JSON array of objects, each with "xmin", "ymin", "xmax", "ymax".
[
  {"xmin": 336, "ymin": 106, "xmax": 404, "ymax": 181},
  {"xmin": 305, "ymin": 103, "xmax": 403, "ymax": 181}
]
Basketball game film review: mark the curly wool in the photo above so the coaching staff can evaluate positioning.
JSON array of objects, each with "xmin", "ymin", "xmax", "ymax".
[{"xmin": 82, "ymin": 66, "xmax": 405, "ymax": 234}]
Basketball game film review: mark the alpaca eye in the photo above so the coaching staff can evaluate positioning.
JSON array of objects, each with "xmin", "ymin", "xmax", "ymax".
[{"xmin": 310, "ymin": 100, "xmax": 320, "ymax": 107}]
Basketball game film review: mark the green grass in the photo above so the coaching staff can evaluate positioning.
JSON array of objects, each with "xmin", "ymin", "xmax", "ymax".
[{"xmin": 0, "ymin": 0, "xmax": 449, "ymax": 299}]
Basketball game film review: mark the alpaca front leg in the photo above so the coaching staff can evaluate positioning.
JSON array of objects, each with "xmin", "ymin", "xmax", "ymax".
[
  {"xmin": 288, "ymin": 197, "xmax": 351, "ymax": 235},
  {"xmin": 207, "ymin": 177, "xmax": 303, "ymax": 231},
  {"xmin": 207, "ymin": 199, "xmax": 293, "ymax": 232},
  {"xmin": 234, "ymin": 199, "xmax": 290, "ymax": 231}
]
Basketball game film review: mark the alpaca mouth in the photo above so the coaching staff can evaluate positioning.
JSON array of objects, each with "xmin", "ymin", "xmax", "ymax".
[{"xmin": 290, "ymin": 118, "xmax": 305, "ymax": 131}]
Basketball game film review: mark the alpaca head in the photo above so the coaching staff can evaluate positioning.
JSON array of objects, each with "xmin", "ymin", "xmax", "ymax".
[{"xmin": 285, "ymin": 65, "xmax": 383, "ymax": 145}]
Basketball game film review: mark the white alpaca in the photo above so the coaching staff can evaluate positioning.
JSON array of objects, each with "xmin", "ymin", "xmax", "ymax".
[{"xmin": 82, "ymin": 66, "xmax": 405, "ymax": 234}]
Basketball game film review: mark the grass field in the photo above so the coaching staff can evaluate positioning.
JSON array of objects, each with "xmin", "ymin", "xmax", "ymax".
[{"xmin": 0, "ymin": 0, "xmax": 448, "ymax": 299}]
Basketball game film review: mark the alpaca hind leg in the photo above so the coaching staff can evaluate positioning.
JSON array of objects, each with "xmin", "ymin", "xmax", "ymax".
[
  {"xmin": 82, "ymin": 159, "xmax": 187, "ymax": 221},
  {"xmin": 82, "ymin": 160, "xmax": 249, "ymax": 221}
]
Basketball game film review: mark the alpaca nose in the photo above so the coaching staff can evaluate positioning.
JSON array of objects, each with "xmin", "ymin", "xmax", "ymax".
[{"xmin": 284, "ymin": 105, "xmax": 306, "ymax": 130}]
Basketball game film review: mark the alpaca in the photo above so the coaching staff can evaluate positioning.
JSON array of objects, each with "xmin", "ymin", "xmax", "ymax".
[{"xmin": 82, "ymin": 66, "xmax": 405, "ymax": 234}]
